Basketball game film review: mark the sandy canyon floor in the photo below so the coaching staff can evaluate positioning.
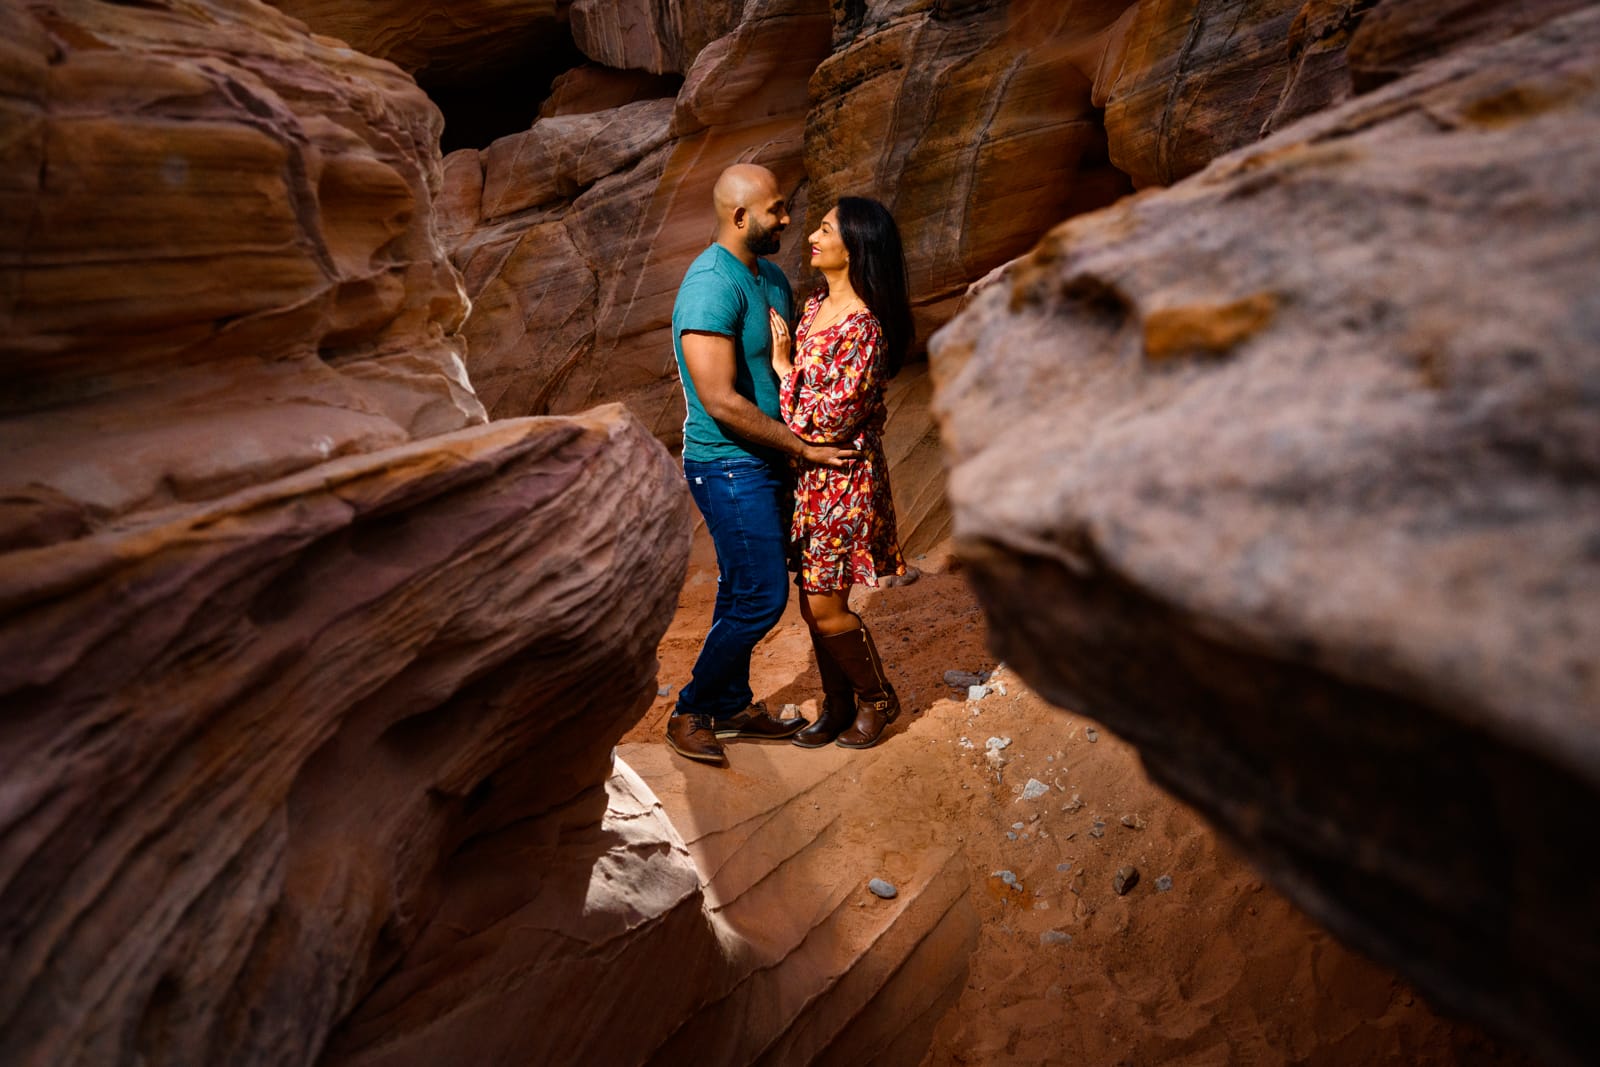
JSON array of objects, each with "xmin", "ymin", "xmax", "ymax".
[{"xmin": 620, "ymin": 528, "xmax": 1529, "ymax": 1066}]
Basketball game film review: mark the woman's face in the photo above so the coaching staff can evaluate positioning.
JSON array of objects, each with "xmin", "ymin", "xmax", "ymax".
[{"xmin": 808, "ymin": 208, "xmax": 849, "ymax": 272}]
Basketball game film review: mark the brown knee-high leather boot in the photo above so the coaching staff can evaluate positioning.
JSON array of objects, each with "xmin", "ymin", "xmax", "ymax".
[
  {"xmin": 820, "ymin": 619, "xmax": 900, "ymax": 749},
  {"xmin": 792, "ymin": 631, "xmax": 856, "ymax": 748}
]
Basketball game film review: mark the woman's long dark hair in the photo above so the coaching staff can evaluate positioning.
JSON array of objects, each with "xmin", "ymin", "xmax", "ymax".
[{"xmin": 826, "ymin": 196, "xmax": 912, "ymax": 379}]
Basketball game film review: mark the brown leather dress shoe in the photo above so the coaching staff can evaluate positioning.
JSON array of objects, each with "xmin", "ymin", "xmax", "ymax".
[
  {"xmin": 714, "ymin": 701, "xmax": 808, "ymax": 739},
  {"xmin": 666, "ymin": 713, "xmax": 727, "ymax": 764}
]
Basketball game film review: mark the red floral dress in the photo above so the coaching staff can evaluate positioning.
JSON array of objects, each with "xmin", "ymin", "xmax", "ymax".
[{"xmin": 780, "ymin": 294, "xmax": 906, "ymax": 593}]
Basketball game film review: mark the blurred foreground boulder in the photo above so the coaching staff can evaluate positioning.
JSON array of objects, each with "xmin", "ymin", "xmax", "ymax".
[{"xmin": 932, "ymin": 9, "xmax": 1600, "ymax": 1064}]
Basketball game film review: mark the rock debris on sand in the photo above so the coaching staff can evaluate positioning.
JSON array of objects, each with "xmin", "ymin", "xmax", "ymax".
[
  {"xmin": 868, "ymin": 878, "xmax": 898, "ymax": 900},
  {"xmin": 1020, "ymin": 778, "xmax": 1049, "ymax": 800},
  {"xmin": 1040, "ymin": 930, "xmax": 1073, "ymax": 946},
  {"xmin": 1113, "ymin": 867, "xmax": 1140, "ymax": 896}
]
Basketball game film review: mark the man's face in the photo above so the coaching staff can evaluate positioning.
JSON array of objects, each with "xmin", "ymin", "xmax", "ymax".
[{"xmin": 744, "ymin": 190, "xmax": 789, "ymax": 256}]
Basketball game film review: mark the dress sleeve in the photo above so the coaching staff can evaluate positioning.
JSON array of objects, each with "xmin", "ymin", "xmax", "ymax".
[{"xmin": 786, "ymin": 314, "xmax": 883, "ymax": 444}]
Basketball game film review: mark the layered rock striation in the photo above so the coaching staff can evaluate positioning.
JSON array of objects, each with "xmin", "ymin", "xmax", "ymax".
[
  {"xmin": 264, "ymin": 0, "xmax": 570, "ymax": 83},
  {"xmin": 2, "ymin": 0, "xmax": 482, "ymax": 537},
  {"xmin": 931, "ymin": 8, "xmax": 1600, "ymax": 1064},
  {"xmin": 0, "ymin": 2, "xmax": 703, "ymax": 1064},
  {"xmin": 1, "ymin": 2, "xmax": 975, "ymax": 1063}
]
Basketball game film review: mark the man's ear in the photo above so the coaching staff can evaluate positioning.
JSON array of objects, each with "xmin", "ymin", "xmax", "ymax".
[{"xmin": 733, "ymin": 206, "xmax": 748, "ymax": 229}]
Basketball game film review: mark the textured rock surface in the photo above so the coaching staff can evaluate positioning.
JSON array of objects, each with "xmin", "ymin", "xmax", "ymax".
[
  {"xmin": 931, "ymin": 9, "xmax": 1600, "ymax": 1065},
  {"xmin": 1099, "ymin": 0, "xmax": 1304, "ymax": 187},
  {"xmin": 0, "ymin": 402, "xmax": 694, "ymax": 1065},
  {"xmin": 570, "ymin": 0, "xmax": 744, "ymax": 76},
  {"xmin": 265, "ymin": 0, "xmax": 568, "ymax": 81},
  {"xmin": 881, "ymin": 364, "xmax": 953, "ymax": 557},
  {"xmin": 1346, "ymin": 0, "xmax": 1595, "ymax": 91},
  {"xmin": 2, "ymin": 0, "xmax": 482, "ymax": 537},
  {"xmin": 616, "ymin": 738, "xmax": 978, "ymax": 1065},
  {"xmin": 806, "ymin": 0, "xmax": 1136, "ymax": 341},
  {"xmin": 481, "ymin": 97, "xmax": 676, "ymax": 219},
  {"xmin": 0, "ymin": 2, "xmax": 702, "ymax": 1064},
  {"xmin": 321, "ymin": 759, "xmax": 722, "ymax": 1065},
  {"xmin": 442, "ymin": 0, "xmax": 834, "ymax": 442}
]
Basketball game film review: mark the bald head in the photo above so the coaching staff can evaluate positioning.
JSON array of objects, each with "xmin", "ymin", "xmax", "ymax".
[
  {"xmin": 712, "ymin": 163, "xmax": 789, "ymax": 260},
  {"xmin": 713, "ymin": 163, "xmax": 780, "ymax": 221}
]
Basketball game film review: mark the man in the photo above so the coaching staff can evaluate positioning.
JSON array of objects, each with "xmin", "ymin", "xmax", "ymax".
[{"xmin": 666, "ymin": 163, "xmax": 858, "ymax": 765}]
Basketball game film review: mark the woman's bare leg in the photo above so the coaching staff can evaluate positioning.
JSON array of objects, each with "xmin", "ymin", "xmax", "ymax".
[{"xmin": 800, "ymin": 588, "xmax": 857, "ymax": 636}]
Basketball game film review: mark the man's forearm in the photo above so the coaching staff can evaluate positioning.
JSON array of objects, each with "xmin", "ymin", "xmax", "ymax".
[{"xmin": 704, "ymin": 393, "xmax": 808, "ymax": 456}]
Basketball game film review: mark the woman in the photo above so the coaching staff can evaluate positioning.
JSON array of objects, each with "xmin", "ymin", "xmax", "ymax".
[{"xmin": 769, "ymin": 196, "xmax": 912, "ymax": 749}]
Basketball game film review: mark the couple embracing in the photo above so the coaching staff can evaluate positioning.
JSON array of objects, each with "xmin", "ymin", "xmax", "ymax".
[{"xmin": 665, "ymin": 163, "xmax": 912, "ymax": 767}]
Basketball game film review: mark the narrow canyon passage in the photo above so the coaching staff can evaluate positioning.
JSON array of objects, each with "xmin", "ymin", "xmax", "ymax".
[
  {"xmin": 4, "ymin": 1, "xmax": 1595, "ymax": 1063},
  {"xmin": 621, "ymin": 525, "xmax": 1528, "ymax": 1065}
]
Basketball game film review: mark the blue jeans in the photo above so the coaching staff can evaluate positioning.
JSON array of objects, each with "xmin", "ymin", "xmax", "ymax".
[{"xmin": 676, "ymin": 455, "xmax": 792, "ymax": 720}]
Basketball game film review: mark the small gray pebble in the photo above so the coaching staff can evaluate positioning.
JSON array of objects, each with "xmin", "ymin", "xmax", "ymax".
[
  {"xmin": 1089, "ymin": 820, "xmax": 1106, "ymax": 839},
  {"xmin": 1012, "ymin": 822, "xmax": 1025, "ymax": 831},
  {"xmin": 1112, "ymin": 866, "xmax": 1140, "ymax": 896},
  {"xmin": 657, "ymin": 685, "xmax": 673, "ymax": 697},
  {"xmin": 944, "ymin": 669, "xmax": 988, "ymax": 688},
  {"xmin": 1085, "ymin": 727, "xmax": 1099, "ymax": 743},
  {"xmin": 985, "ymin": 736, "xmax": 1013, "ymax": 751},
  {"xmin": 1056, "ymin": 862, "xmax": 1072, "ymax": 873},
  {"xmin": 1006, "ymin": 831, "xmax": 1017, "ymax": 841},
  {"xmin": 1120, "ymin": 814, "xmax": 1145, "ymax": 830},
  {"xmin": 868, "ymin": 878, "xmax": 898, "ymax": 899},
  {"xmin": 967, "ymin": 684, "xmax": 991, "ymax": 702},
  {"xmin": 1040, "ymin": 930, "xmax": 1073, "ymax": 946},
  {"xmin": 994, "ymin": 869, "xmax": 1018, "ymax": 886},
  {"xmin": 1156, "ymin": 875, "xmax": 1173, "ymax": 893},
  {"xmin": 1020, "ymin": 778, "xmax": 1049, "ymax": 801}
]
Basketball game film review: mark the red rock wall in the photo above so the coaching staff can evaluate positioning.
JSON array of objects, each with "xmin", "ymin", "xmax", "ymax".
[
  {"xmin": 0, "ymin": 2, "xmax": 697, "ymax": 1063},
  {"xmin": 265, "ymin": 0, "xmax": 569, "ymax": 80},
  {"xmin": 0, "ymin": 3, "xmax": 976, "ymax": 1064},
  {"xmin": 930, "ymin": 7, "xmax": 1600, "ymax": 1063}
]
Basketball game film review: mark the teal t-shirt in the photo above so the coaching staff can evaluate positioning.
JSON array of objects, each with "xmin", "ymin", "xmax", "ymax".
[{"xmin": 672, "ymin": 243, "xmax": 794, "ymax": 462}]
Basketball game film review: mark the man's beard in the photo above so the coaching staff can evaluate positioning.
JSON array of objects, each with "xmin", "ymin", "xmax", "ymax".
[{"xmin": 745, "ymin": 219, "xmax": 783, "ymax": 256}]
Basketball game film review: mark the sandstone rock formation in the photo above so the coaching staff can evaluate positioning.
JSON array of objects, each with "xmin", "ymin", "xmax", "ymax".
[
  {"xmin": 1095, "ymin": 0, "xmax": 1597, "ymax": 188},
  {"xmin": 436, "ymin": 0, "xmax": 833, "ymax": 444},
  {"xmin": 265, "ymin": 0, "xmax": 569, "ymax": 82},
  {"xmin": 570, "ymin": 0, "xmax": 744, "ymax": 76},
  {"xmin": 930, "ymin": 8, "xmax": 1600, "ymax": 1064},
  {"xmin": 1, "ymin": 2, "xmax": 705, "ymax": 1064},
  {"xmin": 0, "ymin": 403, "xmax": 693, "ymax": 1066},
  {"xmin": 1, "ymin": 3, "xmax": 975, "ymax": 1064},
  {"xmin": 806, "ymin": 0, "xmax": 1136, "ymax": 345},
  {"xmin": 614, "ymin": 739, "xmax": 977, "ymax": 1066},
  {"xmin": 2, "ymin": 0, "xmax": 482, "ymax": 534},
  {"xmin": 324, "ymin": 735, "xmax": 977, "ymax": 1066}
]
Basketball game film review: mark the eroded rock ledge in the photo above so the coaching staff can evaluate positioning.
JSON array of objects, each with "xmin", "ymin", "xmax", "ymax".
[
  {"xmin": 931, "ymin": 9, "xmax": 1600, "ymax": 1064},
  {"xmin": 1, "ymin": 2, "xmax": 973, "ymax": 1063}
]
